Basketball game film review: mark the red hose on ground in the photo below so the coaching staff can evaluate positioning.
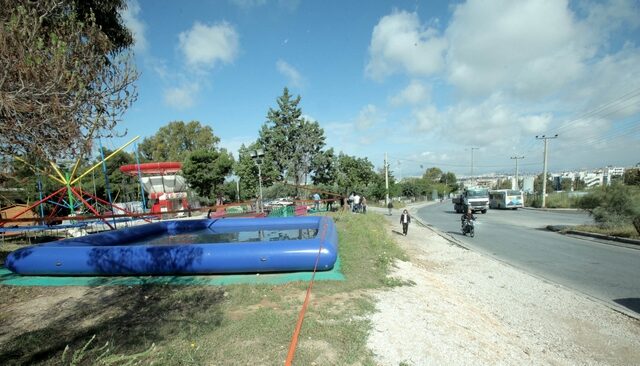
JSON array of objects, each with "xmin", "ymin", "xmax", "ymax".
[{"xmin": 284, "ymin": 221, "xmax": 328, "ymax": 366}]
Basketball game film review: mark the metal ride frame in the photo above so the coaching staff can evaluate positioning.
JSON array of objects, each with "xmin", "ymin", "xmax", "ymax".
[{"xmin": 0, "ymin": 136, "xmax": 148, "ymax": 231}]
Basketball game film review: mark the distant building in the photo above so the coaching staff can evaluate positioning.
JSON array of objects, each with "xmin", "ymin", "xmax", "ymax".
[
  {"xmin": 580, "ymin": 172, "xmax": 603, "ymax": 187},
  {"xmin": 603, "ymin": 166, "xmax": 624, "ymax": 185},
  {"xmin": 522, "ymin": 176, "xmax": 535, "ymax": 193}
]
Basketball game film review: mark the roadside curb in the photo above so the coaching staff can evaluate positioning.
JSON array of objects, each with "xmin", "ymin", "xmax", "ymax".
[
  {"xmin": 521, "ymin": 207, "xmax": 583, "ymax": 214},
  {"xmin": 380, "ymin": 205, "xmax": 640, "ymax": 321},
  {"xmin": 546, "ymin": 225, "xmax": 640, "ymax": 250}
]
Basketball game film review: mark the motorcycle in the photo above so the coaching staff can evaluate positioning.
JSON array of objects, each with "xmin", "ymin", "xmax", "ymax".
[{"xmin": 461, "ymin": 218, "xmax": 475, "ymax": 237}]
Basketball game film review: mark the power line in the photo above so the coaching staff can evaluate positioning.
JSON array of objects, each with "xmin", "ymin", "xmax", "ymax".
[
  {"xmin": 553, "ymin": 119, "xmax": 640, "ymax": 149},
  {"xmin": 548, "ymin": 88, "xmax": 640, "ymax": 136},
  {"xmin": 388, "ymin": 155, "xmax": 540, "ymax": 169}
]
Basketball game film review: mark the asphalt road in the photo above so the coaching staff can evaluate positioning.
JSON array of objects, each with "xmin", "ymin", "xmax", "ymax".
[{"xmin": 415, "ymin": 202, "xmax": 640, "ymax": 316}]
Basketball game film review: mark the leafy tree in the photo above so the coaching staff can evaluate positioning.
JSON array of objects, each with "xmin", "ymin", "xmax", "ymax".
[
  {"xmin": 293, "ymin": 119, "xmax": 326, "ymax": 185},
  {"xmin": 623, "ymin": 168, "xmax": 640, "ymax": 186},
  {"xmin": 0, "ymin": 157, "xmax": 41, "ymax": 205},
  {"xmin": 560, "ymin": 178, "xmax": 573, "ymax": 192},
  {"xmin": 364, "ymin": 168, "xmax": 397, "ymax": 201},
  {"xmin": 399, "ymin": 178, "xmax": 421, "ymax": 198},
  {"xmin": 0, "ymin": 0, "xmax": 138, "ymax": 162},
  {"xmin": 182, "ymin": 149, "xmax": 234, "ymax": 200},
  {"xmin": 258, "ymin": 88, "xmax": 327, "ymax": 185},
  {"xmin": 139, "ymin": 121, "xmax": 220, "ymax": 162},
  {"xmin": 422, "ymin": 167, "xmax": 443, "ymax": 182},
  {"xmin": 311, "ymin": 148, "xmax": 336, "ymax": 186},
  {"xmin": 234, "ymin": 142, "xmax": 280, "ymax": 200},
  {"xmin": 90, "ymin": 148, "xmax": 138, "ymax": 203},
  {"xmin": 334, "ymin": 153, "xmax": 376, "ymax": 195},
  {"xmin": 495, "ymin": 179, "xmax": 512, "ymax": 190},
  {"xmin": 573, "ymin": 178, "xmax": 587, "ymax": 191},
  {"xmin": 73, "ymin": 0, "xmax": 134, "ymax": 51},
  {"xmin": 440, "ymin": 172, "xmax": 457, "ymax": 191},
  {"xmin": 221, "ymin": 181, "xmax": 239, "ymax": 203},
  {"xmin": 262, "ymin": 183, "xmax": 298, "ymax": 200},
  {"xmin": 533, "ymin": 173, "xmax": 554, "ymax": 194}
]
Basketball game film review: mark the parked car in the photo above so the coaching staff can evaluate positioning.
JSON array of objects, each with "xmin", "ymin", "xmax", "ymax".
[{"xmin": 265, "ymin": 198, "xmax": 294, "ymax": 208}]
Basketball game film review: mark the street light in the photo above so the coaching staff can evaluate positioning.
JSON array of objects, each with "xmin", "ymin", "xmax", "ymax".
[{"xmin": 250, "ymin": 148, "xmax": 265, "ymax": 213}]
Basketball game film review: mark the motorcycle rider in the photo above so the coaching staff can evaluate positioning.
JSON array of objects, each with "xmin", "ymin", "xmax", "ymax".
[{"xmin": 461, "ymin": 206, "xmax": 475, "ymax": 233}]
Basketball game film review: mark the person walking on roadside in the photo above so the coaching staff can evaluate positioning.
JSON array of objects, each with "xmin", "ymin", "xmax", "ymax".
[
  {"xmin": 387, "ymin": 200, "xmax": 394, "ymax": 215},
  {"xmin": 400, "ymin": 209, "xmax": 411, "ymax": 236}
]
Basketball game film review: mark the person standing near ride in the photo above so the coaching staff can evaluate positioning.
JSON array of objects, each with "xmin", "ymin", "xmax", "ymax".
[
  {"xmin": 353, "ymin": 193, "xmax": 361, "ymax": 213},
  {"xmin": 400, "ymin": 209, "xmax": 411, "ymax": 236},
  {"xmin": 312, "ymin": 192, "xmax": 321, "ymax": 211},
  {"xmin": 387, "ymin": 200, "xmax": 393, "ymax": 215}
]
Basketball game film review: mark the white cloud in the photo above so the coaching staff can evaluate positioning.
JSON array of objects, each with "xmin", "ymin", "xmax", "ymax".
[
  {"xmin": 390, "ymin": 80, "xmax": 430, "ymax": 106},
  {"xmin": 519, "ymin": 114, "xmax": 552, "ymax": 135},
  {"xmin": 163, "ymin": 84, "xmax": 200, "ymax": 109},
  {"xmin": 355, "ymin": 104, "xmax": 383, "ymax": 130},
  {"xmin": 566, "ymin": 44, "xmax": 640, "ymax": 118},
  {"xmin": 414, "ymin": 105, "xmax": 441, "ymax": 131},
  {"xmin": 276, "ymin": 60, "xmax": 304, "ymax": 88},
  {"xmin": 366, "ymin": 1, "xmax": 640, "ymax": 172},
  {"xmin": 368, "ymin": 1, "xmax": 640, "ymax": 101},
  {"xmin": 413, "ymin": 98, "xmax": 552, "ymax": 149},
  {"xmin": 179, "ymin": 21, "xmax": 239, "ymax": 69},
  {"xmin": 121, "ymin": 0, "xmax": 147, "ymax": 53},
  {"xmin": 580, "ymin": 0, "xmax": 640, "ymax": 46},
  {"xmin": 445, "ymin": 0, "xmax": 592, "ymax": 98},
  {"xmin": 366, "ymin": 10, "xmax": 447, "ymax": 80}
]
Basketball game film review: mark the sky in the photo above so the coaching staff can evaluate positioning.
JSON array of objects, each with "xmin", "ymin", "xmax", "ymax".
[{"xmin": 116, "ymin": 0, "xmax": 640, "ymax": 178}]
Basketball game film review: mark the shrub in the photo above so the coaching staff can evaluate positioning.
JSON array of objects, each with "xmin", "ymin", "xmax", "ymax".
[{"xmin": 577, "ymin": 184, "xmax": 640, "ymax": 234}]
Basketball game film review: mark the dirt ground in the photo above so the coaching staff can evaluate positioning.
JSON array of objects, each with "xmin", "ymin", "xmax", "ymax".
[
  {"xmin": 367, "ymin": 206, "xmax": 640, "ymax": 366},
  {"xmin": 2, "ymin": 209, "xmax": 640, "ymax": 365}
]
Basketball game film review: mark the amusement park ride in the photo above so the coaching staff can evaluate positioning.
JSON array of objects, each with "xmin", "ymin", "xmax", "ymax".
[
  {"xmin": 119, "ymin": 161, "xmax": 189, "ymax": 214},
  {"xmin": 0, "ymin": 136, "xmax": 151, "ymax": 231}
]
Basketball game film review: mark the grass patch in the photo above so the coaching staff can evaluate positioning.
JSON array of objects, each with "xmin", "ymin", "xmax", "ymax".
[
  {"xmin": 526, "ymin": 192, "xmax": 582, "ymax": 208},
  {"xmin": 0, "ymin": 212, "xmax": 407, "ymax": 365},
  {"xmin": 572, "ymin": 224, "xmax": 640, "ymax": 239}
]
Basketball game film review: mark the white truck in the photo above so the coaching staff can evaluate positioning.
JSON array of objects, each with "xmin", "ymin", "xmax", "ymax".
[{"xmin": 453, "ymin": 187, "xmax": 489, "ymax": 214}]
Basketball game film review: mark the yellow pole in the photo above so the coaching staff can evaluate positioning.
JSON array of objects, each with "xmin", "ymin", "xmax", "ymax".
[
  {"xmin": 70, "ymin": 136, "xmax": 140, "ymax": 185},
  {"xmin": 49, "ymin": 161, "xmax": 68, "ymax": 184},
  {"xmin": 70, "ymin": 159, "xmax": 82, "ymax": 183},
  {"xmin": 13, "ymin": 156, "xmax": 66, "ymax": 185}
]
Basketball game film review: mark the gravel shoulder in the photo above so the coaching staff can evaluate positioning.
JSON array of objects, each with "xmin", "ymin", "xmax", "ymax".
[{"xmin": 366, "ymin": 205, "xmax": 640, "ymax": 366}]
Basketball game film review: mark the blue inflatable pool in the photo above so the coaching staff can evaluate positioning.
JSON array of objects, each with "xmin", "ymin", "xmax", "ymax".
[{"xmin": 5, "ymin": 216, "xmax": 338, "ymax": 276}]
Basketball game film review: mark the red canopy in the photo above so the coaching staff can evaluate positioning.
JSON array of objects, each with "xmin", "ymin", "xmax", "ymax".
[{"xmin": 119, "ymin": 162, "xmax": 182, "ymax": 176}]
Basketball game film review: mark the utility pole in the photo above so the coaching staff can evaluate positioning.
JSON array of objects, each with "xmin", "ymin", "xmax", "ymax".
[
  {"xmin": 470, "ymin": 147, "xmax": 479, "ymax": 177},
  {"xmin": 510, "ymin": 156, "xmax": 524, "ymax": 190},
  {"xmin": 385, "ymin": 152, "xmax": 389, "ymax": 206},
  {"xmin": 535, "ymin": 135, "xmax": 558, "ymax": 208},
  {"xmin": 250, "ymin": 149, "xmax": 265, "ymax": 213},
  {"xmin": 236, "ymin": 177, "xmax": 241, "ymax": 202}
]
